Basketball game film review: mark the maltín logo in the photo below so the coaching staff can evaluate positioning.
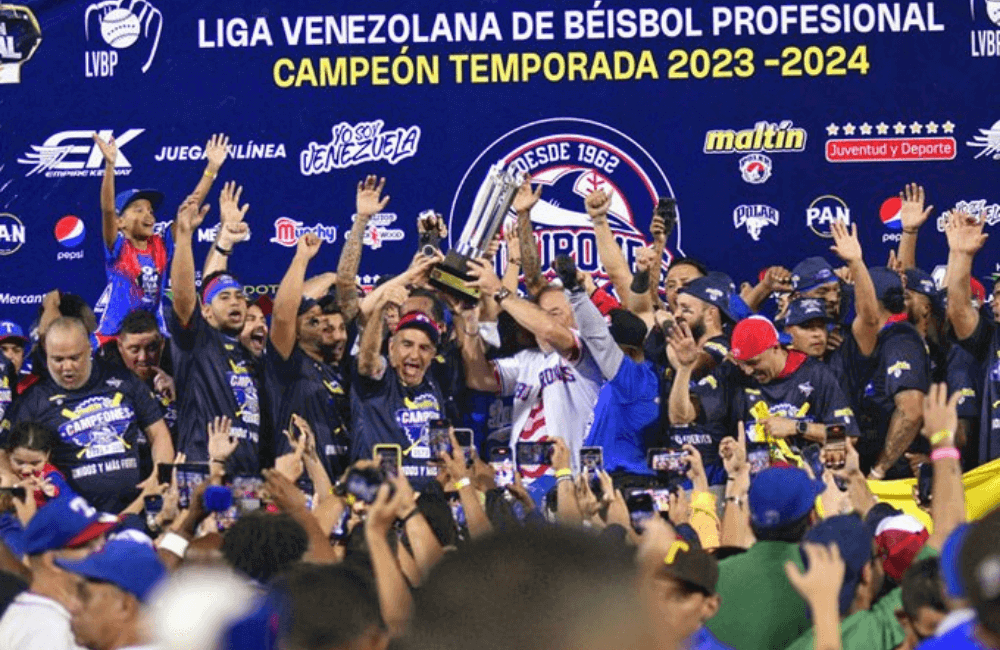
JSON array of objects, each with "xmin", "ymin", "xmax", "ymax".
[
  {"xmin": 451, "ymin": 118, "xmax": 681, "ymax": 280},
  {"xmin": 84, "ymin": 0, "xmax": 162, "ymax": 76}
]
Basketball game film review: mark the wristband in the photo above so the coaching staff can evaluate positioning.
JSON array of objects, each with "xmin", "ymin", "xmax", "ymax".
[
  {"xmin": 554, "ymin": 468, "xmax": 572, "ymax": 479},
  {"xmin": 930, "ymin": 430, "xmax": 954, "ymax": 447},
  {"xmin": 203, "ymin": 169, "xmax": 217, "ymax": 179},
  {"xmin": 401, "ymin": 507, "xmax": 420, "ymax": 523},
  {"xmin": 902, "ymin": 228, "xmax": 919, "ymax": 234},
  {"xmin": 214, "ymin": 244, "xmax": 232, "ymax": 257},
  {"xmin": 453, "ymin": 477, "xmax": 472, "ymax": 491},
  {"xmin": 931, "ymin": 447, "xmax": 961, "ymax": 461},
  {"xmin": 557, "ymin": 475, "xmax": 574, "ymax": 484},
  {"xmin": 869, "ymin": 467, "xmax": 886, "ymax": 480},
  {"xmin": 158, "ymin": 532, "xmax": 189, "ymax": 558}
]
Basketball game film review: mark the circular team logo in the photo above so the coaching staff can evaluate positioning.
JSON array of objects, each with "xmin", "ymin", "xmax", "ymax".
[
  {"xmin": 805, "ymin": 195, "xmax": 851, "ymax": 239},
  {"xmin": 0, "ymin": 213, "xmax": 25, "ymax": 255},
  {"xmin": 450, "ymin": 118, "xmax": 681, "ymax": 278},
  {"xmin": 739, "ymin": 154, "xmax": 773, "ymax": 184},
  {"xmin": 55, "ymin": 215, "xmax": 86, "ymax": 247},
  {"xmin": 879, "ymin": 197, "xmax": 902, "ymax": 231}
]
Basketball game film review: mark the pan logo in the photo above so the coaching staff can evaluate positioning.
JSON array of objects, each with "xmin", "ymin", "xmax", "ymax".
[
  {"xmin": 452, "ymin": 118, "xmax": 681, "ymax": 280},
  {"xmin": 806, "ymin": 195, "xmax": 851, "ymax": 238}
]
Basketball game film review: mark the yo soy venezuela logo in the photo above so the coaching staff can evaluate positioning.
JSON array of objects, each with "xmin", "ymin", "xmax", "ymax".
[{"xmin": 450, "ymin": 118, "xmax": 682, "ymax": 280}]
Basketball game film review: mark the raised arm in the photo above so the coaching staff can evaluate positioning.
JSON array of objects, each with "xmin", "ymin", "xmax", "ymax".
[
  {"xmin": 585, "ymin": 189, "xmax": 634, "ymax": 305},
  {"xmin": 647, "ymin": 212, "xmax": 668, "ymax": 310},
  {"xmin": 742, "ymin": 267, "xmax": 792, "ymax": 313},
  {"xmin": 357, "ymin": 284, "xmax": 407, "ymax": 379},
  {"xmin": 365, "ymin": 481, "xmax": 413, "ymax": 637},
  {"xmin": 466, "ymin": 258, "xmax": 577, "ymax": 359},
  {"xmin": 923, "ymin": 384, "xmax": 967, "ymax": 550},
  {"xmin": 170, "ymin": 195, "xmax": 211, "ymax": 326},
  {"xmin": 513, "ymin": 179, "xmax": 546, "ymax": 296},
  {"xmin": 896, "ymin": 183, "xmax": 933, "ymax": 271},
  {"xmin": 567, "ymin": 288, "xmax": 623, "ymax": 380},
  {"xmin": 337, "ymin": 176, "xmax": 388, "ymax": 322},
  {"xmin": 945, "ymin": 211, "xmax": 987, "ymax": 340},
  {"xmin": 203, "ymin": 181, "xmax": 250, "ymax": 277},
  {"xmin": 190, "ymin": 134, "xmax": 228, "ymax": 208},
  {"xmin": 869, "ymin": 389, "xmax": 924, "ymax": 480},
  {"xmin": 830, "ymin": 221, "xmax": 880, "ymax": 356},
  {"xmin": 451, "ymin": 300, "xmax": 500, "ymax": 393},
  {"xmin": 667, "ymin": 322, "xmax": 700, "ymax": 425},
  {"xmin": 92, "ymin": 134, "xmax": 119, "ymax": 250},
  {"xmin": 271, "ymin": 234, "xmax": 322, "ymax": 360}
]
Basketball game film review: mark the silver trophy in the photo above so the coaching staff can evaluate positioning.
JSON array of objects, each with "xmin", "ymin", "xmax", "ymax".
[{"xmin": 430, "ymin": 162, "xmax": 525, "ymax": 303}]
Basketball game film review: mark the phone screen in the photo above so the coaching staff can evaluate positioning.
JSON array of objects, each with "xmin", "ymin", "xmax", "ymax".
[
  {"xmin": 802, "ymin": 444, "xmax": 825, "ymax": 479},
  {"xmin": 747, "ymin": 442, "xmax": 771, "ymax": 476},
  {"xmin": 825, "ymin": 424, "xmax": 847, "ymax": 448},
  {"xmin": 144, "ymin": 494, "xmax": 163, "ymax": 516},
  {"xmin": 516, "ymin": 441, "xmax": 554, "ymax": 466},
  {"xmin": 647, "ymin": 448, "xmax": 689, "ymax": 478},
  {"xmin": 157, "ymin": 463, "xmax": 174, "ymax": 486},
  {"xmin": 175, "ymin": 463, "xmax": 210, "ymax": 509},
  {"xmin": 374, "ymin": 445, "xmax": 402, "ymax": 480},
  {"xmin": 626, "ymin": 491, "xmax": 655, "ymax": 533},
  {"xmin": 453, "ymin": 428, "xmax": 475, "ymax": 465},
  {"xmin": 917, "ymin": 463, "xmax": 933, "ymax": 507},
  {"xmin": 580, "ymin": 446, "xmax": 604, "ymax": 473},
  {"xmin": 427, "ymin": 419, "xmax": 452, "ymax": 461},
  {"xmin": 346, "ymin": 467, "xmax": 385, "ymax": 504},
  {"xmin": 489, "ymin": 447, "xmax": 515, "ymax": 487}
]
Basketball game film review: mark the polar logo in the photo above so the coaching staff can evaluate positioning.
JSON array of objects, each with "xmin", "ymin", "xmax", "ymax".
[
  {"xmin": 85, "ymin": 0, "xmax": 162, "ymax": 75},
  {"xmin": 733, "ymin": 204, "xmax": 779, "ymax": 241},
  {"xmin": 451, "ymin": 118, "xmax": 681, "ymax": 280}
]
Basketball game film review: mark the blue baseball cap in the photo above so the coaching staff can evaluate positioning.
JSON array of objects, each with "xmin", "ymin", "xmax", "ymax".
[
  {"xmin": 905, "ymin": 267, "xmax": 944, "ymax": 313},
  {"xmin": 941, "ymin": 523, "xmax": 972, "ymax": 599},
  {"xmin": 791, "ymin": 257, "xmax": 836, "ymax": 293},
  {"xmin": 0, "ymin": 320, "xmax": 27, "ymax": 346},
  {"xmin": 869, "ymin": 267, "xmax": 904, "ymax": 305},
  {"xmin": 748, "ymin": 467, "xmax": 825, "ymax": 529},
  {"xmin": 56, "ymin": 539, "xmax": 166, "ymax": 602},
  {"xmin": 784, "ymin": 298, "xmax": 831, "ymax": 327},
  {"xmin": 802, "ymin": 515, "xmax": 873, "ymax": 616},
  {"xmin": 679, "ymin": 275, "xmax": 735, "ymax": 322},
  {"xmin": 115, "ymin": 189, "xmax": 164, "ymax": 215},
  {"xmin": 23, "ymin": 495, "xmax": 119, "ymax": 555},
  {"xmin": 296, "ymin": 297, "xmax": 319, "ymax": 316}
]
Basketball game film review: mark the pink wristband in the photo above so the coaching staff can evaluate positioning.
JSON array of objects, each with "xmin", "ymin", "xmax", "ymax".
[{"xmin": 930, "ymin": 447, "xmax": 960, "ymax": 462}]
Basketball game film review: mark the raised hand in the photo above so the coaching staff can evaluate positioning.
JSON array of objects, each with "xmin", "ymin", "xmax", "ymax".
[
  {"xmin": 650, "ymin": 212, "xmax": 667, "ymax": 246},
  {"xmin": 636, "ymin": 245, "xmax": 656, "ymax": 274},
  {"xmin": 829, "ymin": 220, "xmax": 863, "ymax": 264},
  {"xmin": 464, "ymin": 258, "xmax": 503, "ymax": 296},
  {"xmin": 357, "ymin": 175, "xmax": 390, "ymax": 217},
  {"xmin": 667, "ymin": 320, "xmax": 699, "ymax": 368},
  {"xmin": 219, "ymin": 181, "xmax": 250, "ymax": 226},
  {"xmin": 761, "ymin": 266, "xmax": 793, "ymax": 293},
  {"xmin": 380, "ymin": 284, "xmax": 410, "ymax": 310},
  {"xmin": 584, "ymin": 189, "xmax": 612, "ymax": 221},
  {"xmin": 784, "ymin": 542, "xmax": 846, "ymax": 606},
  {"xmin": 296, "ymin": 232, "xmax": 322, "ymax": 260},
  {"xmin": 176, "ymin": 194, "xmax": 210, "ymax": 234},
  {"xmin": 667, "ymin": 487, "xmax": 691, "ymax": 525},
  {"xmin": 205, "ymin": 133, "xmax": 230, "ymax": 172},
  {"xmin": 945, "ymin": 210, "xmax": 988, "ymax": 256},
  {"xmin": 151, "ymin": 367, "xmax": 175, "ymax": 402},
  {"xmin": 512, "ymin": 177, "xmax": 542, "ymax": 214},
  {"xmin": 550, "ymin": 437, "xmax": 571, "ymax": 472},
  {"xmin": 417, "ymin": 211, "xmax": 447, "ymax": 239},
  {"xmin": 922, "ymin": 383, "xmax": 961, "ymax": 443},
  {"xmin": 682, "ymin": 444, "xmax": 709, "ymax": 494},
  {"xmin": 719, "ymin": 437, "xmax": 747, "ymax": 476},
  {"xmin": 207, "ymin": 416, "xmax": 238, "ymax": 463},
  {"xmin": 92, "ymin": 133, "xmax": 117, "ymax": 166},
  {"xmin": 900, "ymin": 183, "xmax": 933, "ymax": 231}
]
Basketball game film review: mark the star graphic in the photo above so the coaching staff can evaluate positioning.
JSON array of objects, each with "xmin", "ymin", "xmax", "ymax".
[
  {"xmin": 910, "ymin": 121, "xmax": 924, "ymax": 135},
  {"xmin": 925, "ymin": 121, "xmax": 939, "ymax": 134},
  {"xmin": 826, "ymin": 123, "xmax": 840, "ymax": 136},
  {"xmin": 893, "ymin": 122, "xmax": 907, "ymax": 135},
  {"xmin": 876, "ymin": 122, "xmax": 890, "ymax": 135},
  {"xmin": 843, "ymin": 122, "xmax": 856, "ymax": 136},
  {"xmin": 362, "ymin": 274, "xmax": 372, "ymax": 284},
  {"xmin": 942, "ymin": 121, "xmax": 955, "ymax": 134},
  {"xmin": 859, "ymin": 122, "xmax": 873, "ymax": 136}
]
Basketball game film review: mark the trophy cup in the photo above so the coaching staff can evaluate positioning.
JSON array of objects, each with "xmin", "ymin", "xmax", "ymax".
[{"xmin": 430, "ymin": 162, "xmax": 525, "ymax": 303}]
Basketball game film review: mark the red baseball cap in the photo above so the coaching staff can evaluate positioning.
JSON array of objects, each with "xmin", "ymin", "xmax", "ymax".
[
  {"xmin": 971, "ymin": 277, "xmax": 986, "ymax": 303},
  {"xmin": 731, "ymin": 316, "xmax": 780, "ymax": 362}
]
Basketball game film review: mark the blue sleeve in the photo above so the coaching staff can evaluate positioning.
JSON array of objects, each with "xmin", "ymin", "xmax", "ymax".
[
  {"xmin": 884, "ymin": 333, "xmax": 930, "ymax": 396},
  {"xmin": 106, "ymin": 231, "xmax": 125, "ymax": 261}
]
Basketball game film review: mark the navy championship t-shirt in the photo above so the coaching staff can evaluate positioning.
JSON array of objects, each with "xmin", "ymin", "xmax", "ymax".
[
  {"xmin": 0, "ymin": 355, "xmax": 15, "ymax": 431},
  {"xmin": 273, "ymin": 343, "xmax": 352, "ymax": 484},
  {"xmin": 668, "ymin": 363, "xmax": 736, "ymax": 484},
  {"xmin": 169, "ymin": 308, "xmax": 262, "ymax": 474},
  {"xmin": 350, "ymin": 359, "xmax": 443, "ymax": 489},
  {"xmin": 5, "ymin": 362, "xmax": 163, "ymax": 513},
  {"xmin": 956, "ymin": 316, "xmax": 1000, "ymax": 464}
]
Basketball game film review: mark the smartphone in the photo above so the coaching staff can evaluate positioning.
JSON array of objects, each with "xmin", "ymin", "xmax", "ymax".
[
  {"xmin": 825, "ymin": 424, "xmax": 847, "ymax": 450},
  {"xmin": 917, "ymin": 463, "xmax": 933, "ymax": 507},
  {"xmin": 374, "ymin": 444, "xmax": 402, "ymax": 481},
  {"xmin": 647, "ymin": 447, "xmax": 689, "ymax": 478},
  {"xmin": 175, "ymin": 463, "xmax": 210, "ymax": 509},
  {"xmin": 644, "ymin": 487, "xmax": 673, "ymax": 513},
  {"xmin": 655, "ymin": 196, "xmax": 678, "ymax": 230},
  {"xmin": 516, "ymin": 441, "xmax": 555, "ymax": 466},
  {"xmin": 453, "ymin": 428, "xmax": 475, "ymax": 465},
  {"xmin": 231, "ymin": 475, "xmax": 264, "ymax": 514},
  {"xmin": 0, "ymin": 487, "xmax": 27, "ymax": 500},
  {"xmin": 345, "ymin": 467, "xmax": 386, "ymax": 504},
  {"xmin": 626, "ymin": 491, "xmax": 655, "ymax": 533},
  {"xmin": 144, "ymin": 494, "xmax": 163, "ymax": 516},
  {"xmin": 427, "ymin": 419, "xmax": 452, "ymax": 461},
  {"xmin": 329, "ymin": 508, "xmax": 351, "ymax": 542},
  {"xmin": 489, "ymin": 447, "xmax": 515, "ymax": 488},
  {"xmin": 746, "ymin": 442, "xmax": 771, "ymax": 477},
  {"xmin": 802, "ymin": 444, "xmax": 825, "ymax": 480},
  {"xmin": 157, "ymin": 463, "xmax": 174, "ymax": 486},
  {"xmin": 580, "ymin": 446, "xmax": 604, "ymax": 497}
]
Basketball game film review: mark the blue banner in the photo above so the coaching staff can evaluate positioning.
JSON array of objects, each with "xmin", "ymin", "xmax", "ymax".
[{"xmin": 2, "ymin": 0, "xmax": 999, "ymax": 331}]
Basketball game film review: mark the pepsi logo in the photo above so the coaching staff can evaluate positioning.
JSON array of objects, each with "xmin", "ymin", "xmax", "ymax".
[
  {"xmin": 879, "ymin": 197, "xmax": 902, "ymax": 231},
  {"xmin": 54, "ymin": 215, "xmax": 86, "ymax": 247}
]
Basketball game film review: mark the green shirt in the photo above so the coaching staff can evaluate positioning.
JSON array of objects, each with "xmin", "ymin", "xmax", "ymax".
[
  {"xmin": 707, "ymin": 541, "xmax": 811, "ymax": 650},
  {"xmin": 785, "ymin": 545, "xmax": 940, "ymax": 650}
]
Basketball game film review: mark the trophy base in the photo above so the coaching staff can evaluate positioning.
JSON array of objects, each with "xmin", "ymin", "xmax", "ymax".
[{"xmin": 429, "ymin": 261, "xmax": 481, "ymax": 305}]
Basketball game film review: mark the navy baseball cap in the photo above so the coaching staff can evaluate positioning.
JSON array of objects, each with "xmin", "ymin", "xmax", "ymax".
[
  {"xmin": 297, "ymin": 297, "xmax": 319, "ymax": 316},
  {"xmin": 784, "ymin": 298, "xmax": 831, "ymax": 327},
  {"xmin": 23, "ymin": 495, "xmax": 119, "ymax": 555},
  {"xmin": 679, "ymin": 275, "xmax": 735, "ymax": 322},
  {"xmin": 0, "ymin": 320, "xmax": 27, "ymax": 346},
  {"xmin": 869, "ymin": 267, "xmax": 904, "ymax": 305},
  {"xmin": 115, "ymin": 189, "xmax": 164, "ymax": 215},
  {"xmin": 748, "ymin": 467, "xmax": 825, "ymax": 529},
  {"xmin": 395, "ymin": 311, "xmax": 440, "ymax": 345},
  {"xmin": 791, "ymin": 257, "xmax": 836, "ymax": 293},
  {"xmin": 905, "ymin": 268, "xmax": 944, "ymax": 313},
  {"xmin": 802, "ymin": 515, "xmax": 873, "ymax": 616},
  {"xmin": 56, "ymin": 539, "xmax": 166, "ymax": 602}
]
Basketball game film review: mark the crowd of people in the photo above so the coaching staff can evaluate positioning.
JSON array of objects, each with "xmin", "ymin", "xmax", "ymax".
[{"xmin": 0, "ymin": 133, "xmax": 997, "ymax": 650}]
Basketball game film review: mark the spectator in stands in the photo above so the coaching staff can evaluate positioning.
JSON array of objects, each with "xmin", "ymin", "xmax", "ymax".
[
  {"xmin": 5, "ymin": 318, "xmax": 172, "ymax": 512},
  {"xmin": 896, "ymin": 558, "xmax": 949, "ymax": 649},
  {"xmin": 0, "ymin": 321, "xmax": 27, "ymax": 375},
  {"xmin": 58, "ymin": 539, "xmax": 166, "ymax": 650},
  {"xmin": 782, "ymin": 298, "xmax": 830, "ymax": 359}
]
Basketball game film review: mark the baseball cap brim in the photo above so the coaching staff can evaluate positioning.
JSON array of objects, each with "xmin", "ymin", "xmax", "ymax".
[
  {"xmin": 65, "ymin": 518, "xmax": 118, "ymax": 549},
  {"xmin": 118, "ymin": 189, "xmax": 164, "ymax": 215},
  {"xmin": 0, "ymin": 334, "xmax": 28, "ymax": 346}
]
